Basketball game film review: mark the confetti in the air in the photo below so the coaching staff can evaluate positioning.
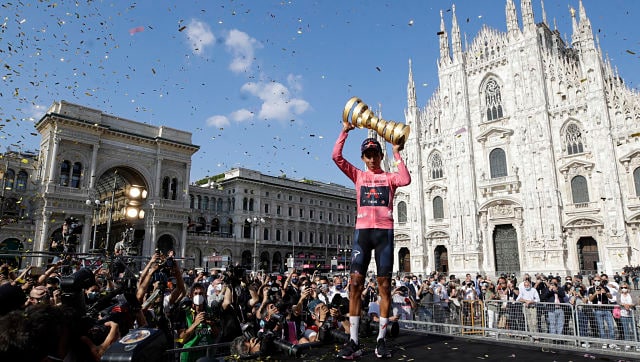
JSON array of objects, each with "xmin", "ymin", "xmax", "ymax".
[{"xmin": 128, "ymin": 26, "xmax": 144, "ymax": 35}]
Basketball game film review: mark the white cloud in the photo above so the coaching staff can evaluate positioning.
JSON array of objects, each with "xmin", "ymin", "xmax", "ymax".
[
  {"xmin": 205, "ymin": 115, "xmax": 230, "ymax": 128},
  {"xmin": 240, "ymin": 79, "xmax": 310, "ymax": 121},
  {"xmin": 230, "ymin": 109, "xmax": 254, "ymax": 122},
  {"xmin": 185, "ymin": 19, "xmax": 215, "ymax": 55},
  {"xmin": 225, "ymin": 29, "xmax": 261, "ymax": 73},
  {"xmin": 26, "ymin": 103, "xmax": 46, "ymax": 122},
  {"xmin": 287, "ymin": 74, "xmax": 304, "ymax": 93}
]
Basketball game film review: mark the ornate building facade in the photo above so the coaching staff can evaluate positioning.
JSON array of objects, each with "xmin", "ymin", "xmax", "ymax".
[
  {"xmin": 0, "ymin": 101, "xmax": 356, "ymax": 272},
  {"xmin": 398, "ymin": 0, "xmax": 640, "ymax": 276}
]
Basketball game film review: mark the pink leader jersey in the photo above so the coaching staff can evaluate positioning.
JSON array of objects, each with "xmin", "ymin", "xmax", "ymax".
[{"xmin": 332, "ymin": 131, "xmax": 411, "ymax": 229}]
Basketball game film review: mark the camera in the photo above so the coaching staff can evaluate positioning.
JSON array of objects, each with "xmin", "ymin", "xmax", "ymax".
[
  {"xmin": 64, "ymin": 217, "xmax": 83, "ymax": 235},
  {"xmin": 329, "ymin": 294, "xmax": 349, "ymax": 316}
]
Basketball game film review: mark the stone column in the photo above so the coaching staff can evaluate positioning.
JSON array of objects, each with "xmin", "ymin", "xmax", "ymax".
[
  {"xmin": 89, "ymin": 142, "xmax": 99, "ymax": 189},
  {"xmin": 180, "ymin": 222, "xmax": 187, "ymax": 258},
  {"xmin": 47, "ymin": 136, "xmax": 60, "ymax": 185}
]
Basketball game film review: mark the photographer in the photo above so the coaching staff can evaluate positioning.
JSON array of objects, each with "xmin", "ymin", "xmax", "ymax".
[
  {"xmin": 176, "ymin": 283, "xmax": 217, "ymax": 362},
  {"xmin": 391, "ymin": 285, "xmax": 416, "ymax": 329},
  {"xmin": 0, "ymin": 303, "xmax": 120, "ymax": 362},
  {"xmin": 55, "ymin": 217, "xmax": 82, "ymax": 254},
  {"xmin": 587, "ymin": 275, "xmax": 615, "ymax": 343},
  {"xmin": 541, "ymin": 277, "xmax": 566, "ymax": 335}
]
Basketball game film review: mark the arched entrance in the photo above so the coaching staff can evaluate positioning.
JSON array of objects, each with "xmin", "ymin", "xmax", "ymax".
[
  {"xmin": 272, "ymin": 251, "xmax": 282, "ymax": 273},
  {"xmin": 0, "ymin": 238, "xmax": 24, "ymax": 268},
  {"xmin": 493, "ymin": 224, "xmax": 520, "ymax": 274},
  {"xmin": 241, "ymin": 250, "xmax": 252, "ymax": 269},
  {"xmin": 398, "ymin": 247, "xmax": 411, "ymax": 273},
  {"xmin": 260, "ymin": 251, "xmax": 270, "ymax": 272},
  {"xmin": 434, "ymin": 245, "xmax": 448, "ymax": 273},
  {"xmin": 156, "ymin": 234, "xmax": 175, "ymax": 255},
  {"xmin": 577, "ymin": 237, "xmax": 599, "ymax": 273},
  {"xmin": 92, "ymin": 167, "xmax": 149, "ymax": 252}
]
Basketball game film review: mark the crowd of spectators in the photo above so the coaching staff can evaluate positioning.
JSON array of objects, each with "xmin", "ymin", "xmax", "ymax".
[{"xmin": 2, "ymin": 253, "xmax": 640, "ymax": 361}]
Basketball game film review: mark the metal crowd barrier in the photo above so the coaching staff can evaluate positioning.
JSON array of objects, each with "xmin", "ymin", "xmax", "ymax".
[{"xmin": 410, "ymin": 299, "xmax": 640, "ymax": 357}]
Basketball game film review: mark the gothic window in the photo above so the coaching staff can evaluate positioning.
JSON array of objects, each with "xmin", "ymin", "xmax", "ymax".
[
  {"xmin": 70, "ymin": 162, "xmax": 82, "ymax": 188},
  {"xmin": 571, "ymin": 175, "xmax": 590, "ymax": 204},
  {"xmin": 634, "ymin": 167, "xmax": 640, "ymax": 197},
  {"xmin": 162, "ymin": 177, "xmax": 170, "ymax": 199},
  {"xmin": 429, "ymin": 152, "xmax": 444, "ymax": 179},
  {"xmin": 3, "ymin": 169, "xmax": 15, "ymax": 190},
  {"xmin": 59, "ymin": 161, "xmax": 70, "ymax": 186},
  {"xmin": 276, "ymin": 229, "xmax": 282, "ymax": 241},
  {"xmin": 485, "ymin": 79, "xmax": 504, "ymax": 121},
  {"xmin": 489, "ymin": 148, "xmax": 508, "ymax": 178},
  {"xmin": 249, "ymin": 198, "xmax": 254, "ymax": 211},
  {"xmin": 397, "ymin": 201, "xmax": 407, "ymax": 223},
  {"xmin": 243, "ymin": 197, "xmax": 248, "ymax": 211},
  {"xmin": 263, "ymin": 228, "xmax": 269, "ymax": 241},
  {"xmin": 565, "ymin": 123, "xmax": 585, "ymax": 155},
  {"xmin": 15, "ymin": 170, "xmax": 28, "ymax": 191},
  {"xmin": 433, "ymin": 196, "xmax": 444, "ymax": 219}
]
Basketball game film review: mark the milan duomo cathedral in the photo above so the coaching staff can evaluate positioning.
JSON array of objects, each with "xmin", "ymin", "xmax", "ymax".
[{"xmin": 391, "ymin": 0, "xmax": 640, "ymax": 276}]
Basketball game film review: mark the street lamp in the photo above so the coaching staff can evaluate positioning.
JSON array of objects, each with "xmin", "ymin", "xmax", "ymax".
[{"xmin": 247, "ymin": 216, "xmax": 265, "ymax": 273}]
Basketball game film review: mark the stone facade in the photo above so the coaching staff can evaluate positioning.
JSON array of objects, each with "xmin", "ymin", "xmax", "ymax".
[
  {"xmin": 0, "ymin": 100, "xmax": 356, "ymax": 272},
  {"xmin": 398, "ymin": 1, "xmax": 640, "ymax": 276}
]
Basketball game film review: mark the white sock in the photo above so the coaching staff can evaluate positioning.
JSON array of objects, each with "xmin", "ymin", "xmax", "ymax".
[
  {"xmin": 349, "ymin": 316, "xmax": 360, "ymax": 344},
  {"xmin": 378, "ymin": 317, "xmax": 389, "ymax": 341}
]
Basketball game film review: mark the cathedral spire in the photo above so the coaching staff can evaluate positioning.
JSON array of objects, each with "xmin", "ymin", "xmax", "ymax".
[
  {"xmin": 540, "ymin": 0, "xmax": 548, "ymax": 26},
  {"xmin": 451, "ymin": 4, "xmax": 462, "ymax": 62},
  {"xmin": 520, "ymin": 0, "xmax": 535, "ymax": 33},
  {"xmin": 578, "ymin": 0, "xmax": 595, "ymax": 48},
  {"xmin": 407, "ymin": 59, "xmax": 417, "ymax": 111},
  {"xmin": 506, "ymin": 0, "xmax": 520, "ymax": 38},
  {"xmin": 570, "ymin": 6, "xmax": 580, "ymax": 46},
  {"xmin": 438, "ymin": 10, "xmax": 451, "ymax": 66}
]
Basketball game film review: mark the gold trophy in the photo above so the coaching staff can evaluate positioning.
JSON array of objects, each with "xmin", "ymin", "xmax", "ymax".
[{"xmin": 342, "ymin": 97, "xmax": 410, "ymax": 147}]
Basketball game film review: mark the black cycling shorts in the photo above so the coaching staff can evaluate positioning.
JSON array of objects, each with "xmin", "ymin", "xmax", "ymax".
[{"xmin": 350, "ymin": 228, "xmax": 394, "ymax": 277}]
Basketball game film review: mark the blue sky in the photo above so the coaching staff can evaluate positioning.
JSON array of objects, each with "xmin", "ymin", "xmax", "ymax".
[{"xmin": 1, "ymin": 0, "xmax": 639, "ymax": 187}]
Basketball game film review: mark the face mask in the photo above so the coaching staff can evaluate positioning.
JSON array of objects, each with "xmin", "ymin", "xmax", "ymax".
[
  {"xmin": 622, "ymin": 288, "xmax": 628, "ymax": 292},
  {"xmin": 335, "ymin": 285, "xmax": 343, "ymax": 291},
  {"xmin": 594, "ymin": 281, "xmax": 601, "ymax": 286},
  {"xmin": 291, "ymin": 278, "xmax": 299, "ymax": 285},
  {"xmin": 215, "ymin": 284, "xmax": 222, "ymax": 291},
  {"xmin": 525, "ymin": 287, "xmax": 531, "ymax": 291},
  {"xmin": 193, "ymin": 294, "xmax": 205, "ymax": 306}
]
